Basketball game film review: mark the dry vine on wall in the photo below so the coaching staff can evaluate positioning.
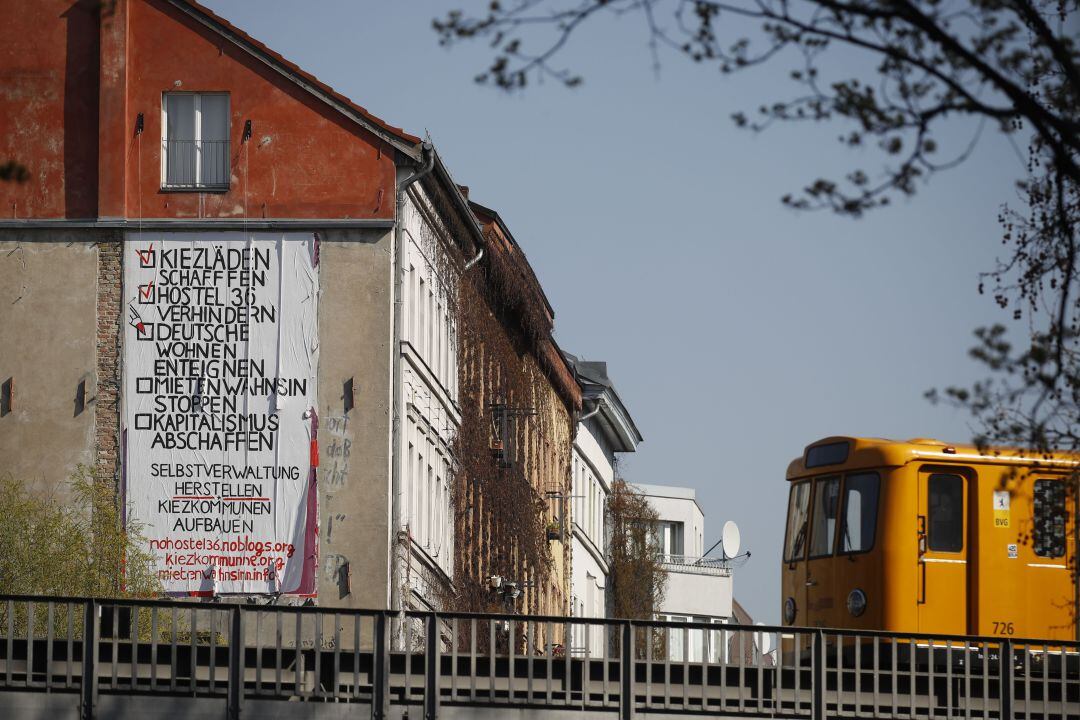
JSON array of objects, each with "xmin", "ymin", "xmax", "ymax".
[
  {"xmin": 444, "ymin": 231, "xmax": 573, "ymax": 623},
  {"xmin": 607, "ymin": 479, "xmax": 667, "ymax": 620},
  {"xmin": 411, "ymin": 177, "xmax": 573, "ymax": 636}
]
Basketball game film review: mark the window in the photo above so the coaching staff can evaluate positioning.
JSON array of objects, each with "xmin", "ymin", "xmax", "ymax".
[
  {"xmin": 654, "ymin": 521, "xmax": 684, "ymax": 558},
  {"xmin": 434, "ymin": 465, "xmax": 442, "ymax": 551},
  {"xmin": 417, "ymin": 443, "xmax": 426, "ymax": 542},
  {"xmin": 427, "ymin": 462, "xmax": 434, "ymax": 547},
  {"xmin": 427, "ymin": 288, "xmax": 434, "ymax": 363},
  {"xmin": 809, "ymin": 477, "xmax": 841, "ymax": 558},
  {"xmin": 407, "ymin": 441, "xmax": 415, "ymax": 527},
  {"xmin": 783, "ymin": 481, "xmax": 811, "ymax": 562},
  {"xmin": 928, "ymin": 474, "xmax": 963, "ymax": 552},
  {"xmin": 162, "ymin": 93, "xmax": 229, "ymax": 189},
  {"xmin": 805, "ymin": 441, "xmax": 849, "ymax": 468},
  {"xmin": 412, "ymin": 268, "xmax": 420, "ymax": 348},
  {"xmin": 418, "ymin": 278, "xmax": 427, "ymax": 357},
  {"xmin": 434, "ymin": 298, "xmax": 442, "ymax": 379},
  {"xmin": 585, "ymin": 574, "xmax": 595, "ymax": 620},
  {"xmin": 663, "ymin": 615, "xmax": 687, "ymax": 661},
  {"xmin": 406, "ymin": 265, "xmax": 415, "ymax": 342},
  {"xmin": 840, "ymin": 472, "xmax": 880, "ymax": 553},
  {"xmin": 1034, "ymin": 480, "xmax": 1067, "ymax": 558}
]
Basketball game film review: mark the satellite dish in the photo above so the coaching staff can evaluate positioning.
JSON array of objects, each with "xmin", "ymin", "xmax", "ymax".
[
  {"xmin": 721, "ymin": 521, "xmax": 741, "ymax": 559},
  {"xmin": 755, "ymin": 622, "xmax": 774, "ymax": 656}
]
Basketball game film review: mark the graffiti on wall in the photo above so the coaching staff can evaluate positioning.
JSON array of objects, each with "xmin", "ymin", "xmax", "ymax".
[{"xmin": 122, "ymin": 233, "xmax": 319, "ymax": 595}]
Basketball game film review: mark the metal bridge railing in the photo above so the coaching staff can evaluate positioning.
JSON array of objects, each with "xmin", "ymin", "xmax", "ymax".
[{"xmin": 0, "ymin": 595, "xmax": 1077, "ymax": 719}]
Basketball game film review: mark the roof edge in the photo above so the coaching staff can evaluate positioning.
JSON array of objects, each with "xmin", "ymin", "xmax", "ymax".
[
  {"xmin": 467, "ymin": 199, "xmax": 556, "ymax": 319},
  {"xmin": 165, "ymin": 0, "xmax": 423, "ymax": 160},
  {"xmin": 596, "ymin": 385, "xmax": 643, "ymax": 452}
]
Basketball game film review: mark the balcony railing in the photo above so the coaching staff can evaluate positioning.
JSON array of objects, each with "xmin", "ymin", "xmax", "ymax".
[
  {"xmin": 162, "ymin": 140, "xmax": 230, "ymax": 190},
  {"xmin": 0, "ymin": 594, "xmax": 1076, "ymax": 720},
  {"xmin": 659, "ymin": 554, "xmax": 732, "ymax": 576}
]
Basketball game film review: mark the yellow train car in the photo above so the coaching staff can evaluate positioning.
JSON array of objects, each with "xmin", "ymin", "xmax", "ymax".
[{"xmin": 781, "ymin": 436, "xmax": 1078, "ymax": 640}]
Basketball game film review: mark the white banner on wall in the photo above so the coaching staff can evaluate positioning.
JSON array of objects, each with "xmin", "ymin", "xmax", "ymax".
[{"xmin": 122, "ymin": 233, "xmax": 319, "ymax": 595}]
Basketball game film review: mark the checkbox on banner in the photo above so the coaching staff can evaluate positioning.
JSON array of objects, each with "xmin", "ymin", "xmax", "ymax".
[
  {"xmin": 134, "ymin": 414, "xmax": 152, "ymax": 430},
  {"xmin": 136, "ymin": 323, "xmax": 153, "ymax": 341},
  {"xmin": 136, "ymin": 244, "xmax": 155, "ymax": 268},
  {"xmin": 138, "ymin": 282, "xmax": 155, "ymax": 304},
  {"xmin": 136, "ymin": 377, "xmax": 153, "ymax": 394}
]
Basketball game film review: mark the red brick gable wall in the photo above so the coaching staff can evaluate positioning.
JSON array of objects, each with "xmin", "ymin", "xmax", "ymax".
[
  {"xmin": 0, "ymin": 0, "xmax": 402, "ymax": 220},
  {"xmin": 0, "ymin": 0, "xmax": 101, "ymax": 218},
  {"xmin": 124, "ymin": 0, "xmax": 398, "ymax": 220}
]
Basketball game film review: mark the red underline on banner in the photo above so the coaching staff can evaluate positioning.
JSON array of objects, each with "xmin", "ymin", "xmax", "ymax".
[
  {"xmin": 173, "ymin": 496, "xmax": 215, "ymax": 500},
  {"xmin": 221, "ymin": 497, "xmax": 271, "ymax": 502}
]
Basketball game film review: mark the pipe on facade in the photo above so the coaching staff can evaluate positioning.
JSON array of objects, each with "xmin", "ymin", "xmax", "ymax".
[
  {"xmin": 578, "ymin": 398, "xmax": 603, "ymax": 422},
  {"xmin": 397, "ymin": 142, "xmax": 435, "ymax": 194},
  {"xmin": 463, "ymin": 247, "xmax": 484, "ymax": 270},
  {"xmin": 389, "ymin": 141, "xmax": 434, "ymax": 626}
]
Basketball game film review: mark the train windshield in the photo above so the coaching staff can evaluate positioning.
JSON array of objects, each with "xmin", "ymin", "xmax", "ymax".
[{"xmin": 783, "ymin": 481, "xmax": 811, "ymax": 562}]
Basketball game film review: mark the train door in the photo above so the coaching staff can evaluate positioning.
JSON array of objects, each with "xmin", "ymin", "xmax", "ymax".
[
  {"xmin": 806, "ymin": 476, "xmax": 842, "ymax": 627},
  {"xmin": 917, "ymin": 470, "xmax": 968, "ymax": 634}
]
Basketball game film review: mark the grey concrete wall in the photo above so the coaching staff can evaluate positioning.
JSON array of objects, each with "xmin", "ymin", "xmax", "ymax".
[
  {"xmin": 317, "ymin": 230, "xmax": 394, "ymax": 610},
  {"xmin": 0, "ymin": 235, "xmax": 100, "ymax": 494}
]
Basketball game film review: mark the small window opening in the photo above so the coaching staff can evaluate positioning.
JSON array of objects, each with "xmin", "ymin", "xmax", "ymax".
[
  {"xmin": 928, "ymin": 474, "xmax": 963, "ymax": 552},
  {"xmin": 1034, "ymin": 479, "xmax": 1067, "ymax": 558},
  {"xmin": 809, "ymin": 477, "xmax": 841, "ymax": 558},
  {"xmin": 783, "ymin": 481, "xmax": 811, "ymax": 562}
]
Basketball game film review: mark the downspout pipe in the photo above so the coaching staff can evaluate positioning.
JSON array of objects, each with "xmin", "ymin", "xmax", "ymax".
[
  {"xmin": 463, "ymin": 247, "xmax": 484, "ymax": 270},
  {"xmin": 579, "ymin": 397, "xmax": 603, "ymax": 422},
  {"xmin": 398, "ymin": 142, "xmax": 435, "ymax": 193},
  {"xmin": 429, "ymin": 153, "xmax": 488, "ymax": 265},
  {"xmin": 390, "ymin": 142, "xmax": 434, "ymax": 627}
]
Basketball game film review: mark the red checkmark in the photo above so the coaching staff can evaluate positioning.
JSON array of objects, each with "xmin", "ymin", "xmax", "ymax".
[
  {"xmin": 136, "ymin": 243, "xmax": 154, "ymax": 265},
  {"xmin": 139, "ymin": 282, "xmax": 154, "ymax": 299}
]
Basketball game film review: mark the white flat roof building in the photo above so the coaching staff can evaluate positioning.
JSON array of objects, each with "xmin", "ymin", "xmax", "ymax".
[
  {"xmin": 634, "ymin": 483, "xmax": 734, "ymax": 621},
  {"xmin": 635, "ymin": 483, "xmax": 735, "ymax": 663}
]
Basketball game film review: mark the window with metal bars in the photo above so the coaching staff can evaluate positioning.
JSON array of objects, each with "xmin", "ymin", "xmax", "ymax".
[{"xmin": 161, "ymin": 93, "xmax": 230, "ymax": 190}]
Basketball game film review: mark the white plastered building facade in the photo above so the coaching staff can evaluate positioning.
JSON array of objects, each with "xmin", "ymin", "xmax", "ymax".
[
  {"xmin": 395, "ymin": 183, "xmax": 459, "ymax": 609},
  {"xmin": 566, "ymin": 355, "xmax": 642, "ymax": 655}
]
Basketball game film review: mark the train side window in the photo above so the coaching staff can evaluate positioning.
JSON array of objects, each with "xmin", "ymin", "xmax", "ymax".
[
  {"xmin": 784, "ymin": 481, "xmax": 811, "ymax": 562},
  {"xmin": 840, "ymin": 472, "xmax": 880, "ymax": 554},
  {"xmin": 809, "ymin": 477, "xmax": 841, "ymax": 558},
  {"xmin": 1033, "ymin": 480, "xmax": 1067, "ymax": 558},
  {"xmin": 928, "ymin": 474, "xmax": 963, "ymax": 552}
]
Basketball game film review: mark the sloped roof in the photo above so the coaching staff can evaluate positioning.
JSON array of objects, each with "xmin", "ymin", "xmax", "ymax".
[
  {"xmin": 164, "ymin": 0, "xmax": 422, "ymax": 158},
  {"xmin": 569, "ymin": 356, "xmax": 613, "ymax": 390},
  {"xmin": 564, "ymin": 352, "xmax": 643, "ymax": 451},
  {"xmin": 731, "ymin": 598, "xmax": 753, "ymax": 624},
  {"xmin": 468, "ymin": 200, "xmax": 556, "ymax": 318}
]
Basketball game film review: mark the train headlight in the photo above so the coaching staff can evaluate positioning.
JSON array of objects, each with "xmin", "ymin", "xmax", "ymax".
[
  {"xmin": 784, "ymin": 596, "xmax": 797, "ymax": 625},
  {"xmin": 846, "ymin": 589, "xmax": 867, "ymax": 617}
]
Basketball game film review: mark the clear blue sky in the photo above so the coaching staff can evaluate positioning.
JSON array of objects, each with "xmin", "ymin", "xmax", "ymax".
[{"xmin": 201, "ymin": 0, "xmax": 1024, "ymax": 621}]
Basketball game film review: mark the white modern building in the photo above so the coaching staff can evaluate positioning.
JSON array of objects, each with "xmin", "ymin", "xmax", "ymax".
[
  {"xmin": 565, "ymin": 355, "xmax": 642, "ymax": 655},
  {"xmin": 636, "ymin": 484, "xmax": 735, "ymax": 662}
]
